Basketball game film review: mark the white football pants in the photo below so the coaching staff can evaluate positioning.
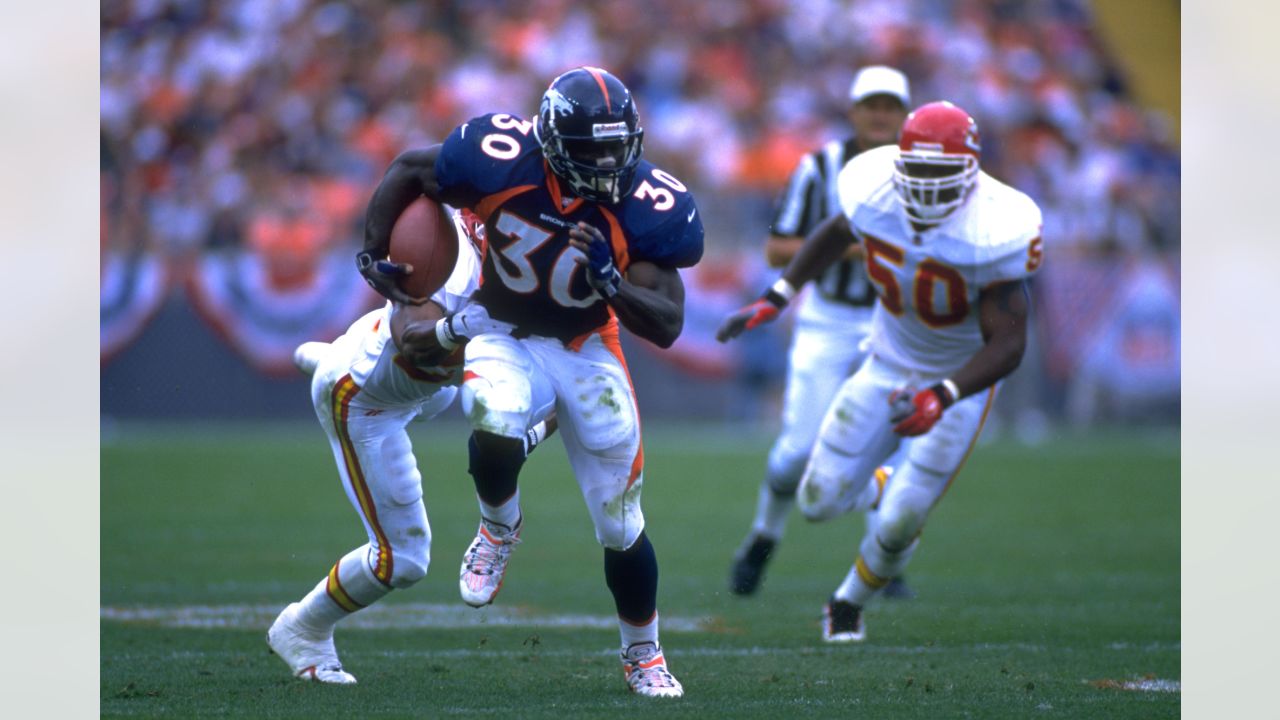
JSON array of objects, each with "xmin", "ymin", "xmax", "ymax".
[
  {"xmin": 798, "ymin": 353, "xmax": 997, "ymax": 551},
  {"xmin": 766, "ymin": 295, "xmax": 873, "ymax": 492},
  {"xmin": 311, "ymin": 351, "xmax": 458, "ymax": 590},
  {"xmin": 460, "ymin": 326, "xmax": 645, "ymax": 551}
]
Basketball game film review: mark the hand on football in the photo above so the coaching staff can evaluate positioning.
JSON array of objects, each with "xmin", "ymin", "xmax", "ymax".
[
  {"xmin": 357, "ymin": 251, "xmax": 428, "ymax": 306},
  {"xmin": 716, "ymin": 299, "xmax": 782, "ymax": 342},
  {"xmin": 889, "ymin": 386, "xmax": 950, "ymax": 436},
  {"xmin": 569, "ymin": 222, "xmax": 622, "ymax": 298}
]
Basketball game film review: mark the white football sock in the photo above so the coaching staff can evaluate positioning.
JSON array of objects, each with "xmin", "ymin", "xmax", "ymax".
[
  {"xmin": 750, "ymin": 482, "xmax": 794, "ymax": 539},
  {"xmin": 619, "ymin": 611, "xmax": 659, "ymax": 650},
  {"xmin": 294, "ymin": 545, "xmax": 393, "ymax": 632},
  {"xmin": 478, "ymin": 488, "xmax": 522, "ymax": 535},
  {"xmin": 834, "ymin": 533, "xmax": 919, "ymax": 606}
]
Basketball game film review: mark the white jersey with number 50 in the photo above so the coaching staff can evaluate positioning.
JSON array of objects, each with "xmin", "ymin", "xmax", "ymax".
[{"xmin": 837, "ymin": 145, "xmax": 1044, "ymax": 377}]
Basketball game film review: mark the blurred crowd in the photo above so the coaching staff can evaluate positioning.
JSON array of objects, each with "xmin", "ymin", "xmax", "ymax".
[
  {"xmin": 101, "ymin": 0, "xmax": 1180, "ymax": 426},
  {"xmin": 101, "ymin": 0, "xmax": 1179, "ymax": 260}
]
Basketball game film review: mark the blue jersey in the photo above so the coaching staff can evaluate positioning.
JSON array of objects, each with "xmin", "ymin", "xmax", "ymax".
[{"xmin": 434, "ymin": 113, "xmax": 704, "ymax": 344}]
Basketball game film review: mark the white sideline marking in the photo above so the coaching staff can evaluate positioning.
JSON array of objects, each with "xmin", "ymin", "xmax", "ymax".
[
  {"xmin": 1090, "ymin": 677, "xmax": 1181, "ymax": 693},
  {"xmin": 100, "ymin": 603, "xmax": 712, "ymax": 632},
  {"xmin": 1122, "ymin": 679, "xmax": 1179, "ymax": 693}
]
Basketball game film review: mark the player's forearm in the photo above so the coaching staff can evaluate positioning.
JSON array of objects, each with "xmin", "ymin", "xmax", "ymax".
[
  {"xmin": 609, "ymin": 284, "xmax": 683, "ymax": 348},
  {"xmin": 764, "ymin": 235, "xmax": 803, "ymax": 268},
  {"xmin": 949, "ymin": 333, "xmax": 1025, "ymax": 399},
  {"xmin": 391, "ymin": 302, "xmax": 450, "ymax": 366},
  {"xmin": 949, "ymin": 280, "xmax": 1030, "ymax": 399},
  {"xmin": 363, "ymin": 149, "xmax": 441, "ymax": 256},
  {"xmin": 767, "ymin": 233, "xmax": 863, "ymax": 269},
  {"xmin": 364, "ymin": 169, "xmax": 426, "ymax": 256},
  {"xmin": 779, "ymin": 215, "xmax": 857, "ymax": 289},
  {"xmin": 398, "ymin": 321, "xmax": 452, "ymax": 367}
]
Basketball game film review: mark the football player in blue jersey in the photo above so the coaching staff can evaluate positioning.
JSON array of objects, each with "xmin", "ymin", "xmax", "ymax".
[{"xmin": 356, "ymin": 66, "xmax": 702, "ymax": 698}]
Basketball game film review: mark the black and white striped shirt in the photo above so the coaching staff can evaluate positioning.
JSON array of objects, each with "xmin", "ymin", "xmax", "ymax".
[{"xmin": 770, "ymin": 137, "xmax": 874, "ymax": 307}]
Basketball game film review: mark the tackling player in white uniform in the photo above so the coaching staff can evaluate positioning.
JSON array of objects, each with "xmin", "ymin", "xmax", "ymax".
[
  {"xmin": 267, "ymin": 212, "xmax": 555, "ymax": 683},
  {"xmin": 718, "ymin": 101, "xmax": 1043, "ymax": 642}
]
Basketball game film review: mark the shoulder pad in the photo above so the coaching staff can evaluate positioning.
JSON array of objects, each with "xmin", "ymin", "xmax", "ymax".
[{"xmin": 618, "ymin": 163, "xmax": 704, "ymax": 268}]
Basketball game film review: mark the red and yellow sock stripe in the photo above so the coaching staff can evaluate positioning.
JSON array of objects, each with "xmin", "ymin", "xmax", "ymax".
[
  {"xmin": 854, "ymin": 555, "xmax": 892, "ymax": 590},
  {"xmin": 324, "ymin": 560, "xmax": 366, "ymax": 614},
  {"xmin": 331, "ymin": 374, "xmax": 394, "ymax": 588}
]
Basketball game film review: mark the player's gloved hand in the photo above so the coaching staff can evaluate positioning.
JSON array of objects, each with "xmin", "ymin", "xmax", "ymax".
[
  {"xmin": 568, "ymin": 222, "xmax": 622, "ymax": 298},
  {"xmin": 356, "ymin": 250, "xmax": 427, "ymax": 306},
  {"xmin": 434, "ymin": 303, "xmax": 516, "ymax": 350},
  {"xmin": 889, "ymin": 383, "xmax": 957, "ymax": 436},
  {"xmin": 715, "ymin": 280, "xmax": 796, "ymax": 342}
]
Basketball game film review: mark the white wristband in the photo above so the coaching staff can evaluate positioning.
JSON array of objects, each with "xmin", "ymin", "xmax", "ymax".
[
  {"xmin": 940, "ymin": 378, "xmax": 961, "ymax": 403},
  {"xmin": 770, "ymin": 278, "xmax": 798, "ymax": 303},
  {"xmin": 434, "ymin": 316, "xmax": 460, "ymax": 351}
]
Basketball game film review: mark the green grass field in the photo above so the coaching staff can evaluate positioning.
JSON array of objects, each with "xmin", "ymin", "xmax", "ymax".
[{"xmin": 101, "ymin": 421, "xmax": 1179, "ymax": 719}]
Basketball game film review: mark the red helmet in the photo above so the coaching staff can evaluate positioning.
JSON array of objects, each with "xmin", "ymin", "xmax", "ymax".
[{"xmin": 893, "ymin": 101, "xmax": 981, "ymax": 223}]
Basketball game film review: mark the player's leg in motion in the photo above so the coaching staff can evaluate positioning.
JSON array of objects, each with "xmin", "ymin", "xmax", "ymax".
[
  {"xmin": 795, "ymin": 358, "xmax": 903, "ymax": 642},
  {"xmin": 268, "ymin": 368, "xmax": 440, "ymax": 683},
  {"xmin": 819, "ymin": 383, "xmax": 997, "ymax": 643},
  {"xmin": 731, "ymin": 325, "xmax": 861, "ymax": 595},
  {"xmin": 537, "ymin": 333, "xmax": 682, "ymax": 698},
  {"xmin": 457, "ymin": 334, "xmax": 556, "ymax": 607}
]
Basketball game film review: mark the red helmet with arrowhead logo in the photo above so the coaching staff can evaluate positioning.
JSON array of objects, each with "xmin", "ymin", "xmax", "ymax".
[{"xmin": 893, "ymin": 101, "xmax": 981, "ymax": 223}]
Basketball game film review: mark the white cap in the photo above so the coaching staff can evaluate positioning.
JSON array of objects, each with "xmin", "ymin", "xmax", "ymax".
[{"xmin": 848, "ymin": 65, "xmax": 911, "ymax": 107}]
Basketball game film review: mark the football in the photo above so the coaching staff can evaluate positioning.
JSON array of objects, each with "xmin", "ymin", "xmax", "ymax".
[{"xmin": 389, "ymin": 196, "xmax": 459, "ymax": 300}]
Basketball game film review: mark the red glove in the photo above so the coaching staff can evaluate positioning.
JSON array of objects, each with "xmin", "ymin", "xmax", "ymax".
[
  {"xmin": 890, "ymin": 383, "xmax": 956, "ymax": 436},
  {"xmin": 716, "ymin": 299, "xmax": 781, "ymax": 341}
]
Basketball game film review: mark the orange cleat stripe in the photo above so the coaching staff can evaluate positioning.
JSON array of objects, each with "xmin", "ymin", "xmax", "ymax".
[{"xmin": 637, "ymin": 655, "xmax": 666, "ymax": 669}]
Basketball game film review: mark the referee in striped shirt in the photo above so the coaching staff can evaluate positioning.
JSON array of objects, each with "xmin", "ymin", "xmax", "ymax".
[{"xmin": 730, "ymin": 66, "xmax": 916, "ymax": 599}]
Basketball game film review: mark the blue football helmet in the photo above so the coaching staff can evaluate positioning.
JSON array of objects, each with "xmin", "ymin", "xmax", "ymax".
[{"xmin": 535, "ymin": 67, "xmax": 644, "ymax": 204}]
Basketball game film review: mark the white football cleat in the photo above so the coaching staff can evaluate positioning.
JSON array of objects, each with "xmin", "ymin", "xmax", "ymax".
[
  {"xmin": 292, "ymin": 341, "xmax": 330, "ymax": 377},
  {"xmin": 267, "ymin": 603, "xmax": 357, "ymax": 684},
  {"xmin": 622, "ymin": 642, "xmax": 684, "ymax": 698},
  {"xmin": 822, "ymin": 595, "xmax": 866, "ymax": 643},
  {"xmin": 459, "ymin": 521, "xmax": 521, "ymax": 607}
]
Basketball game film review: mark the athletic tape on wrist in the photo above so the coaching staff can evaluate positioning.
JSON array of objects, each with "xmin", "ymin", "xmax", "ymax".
[
  {"xmin": 940, "ymin": 378, "xmax": 961, "ymax": 404},
  {"xmin": 599, "ymin": 268, "xmax": 621, "ymax": 298},
  {"xmin": 435, "ymin": 316, "xmax": 460, "ymax": 350},
  {"xmin": 770, "ymin": 278, "xmax": 797, "ymax": 303}
]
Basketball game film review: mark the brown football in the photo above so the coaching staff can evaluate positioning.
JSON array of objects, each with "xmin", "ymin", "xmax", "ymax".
[{"xmin": 389, "ymin": 196, "xmax": 459, "ymax": 300}]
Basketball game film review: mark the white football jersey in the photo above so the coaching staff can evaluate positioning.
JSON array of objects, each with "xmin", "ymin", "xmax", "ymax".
[
  {"xmin": 837, "ymin": 145, "xmax": 1043, "ymax": 376},
  {"xmin": 342, "ymin": 233, "xmax": 483, "ymax": 408}
]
